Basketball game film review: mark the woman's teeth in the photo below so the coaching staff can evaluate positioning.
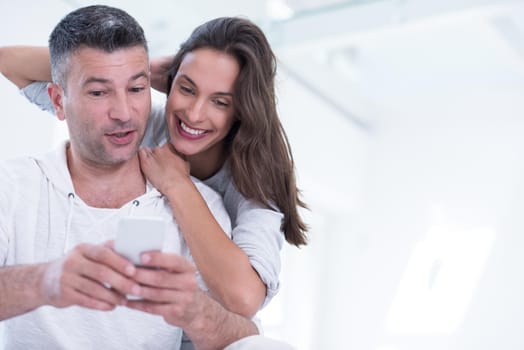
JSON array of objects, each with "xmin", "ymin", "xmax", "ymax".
[{"xmin": 181, "ymin": 121, "xmax": 205, "ymax": 135}]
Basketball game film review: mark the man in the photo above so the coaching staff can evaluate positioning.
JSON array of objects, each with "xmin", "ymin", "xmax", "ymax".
[{"xmin": 0, "ymin": 5, "xmax": 289, "ymax": 350}]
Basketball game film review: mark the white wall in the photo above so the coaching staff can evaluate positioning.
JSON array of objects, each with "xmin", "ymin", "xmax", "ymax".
[
  {"xmin": 261, "ymin": 2, "xmax": 524, "ymax": 349},
  {"xmin": 0, "ymin": 1, "xmax": 69, "ymax": 160}
]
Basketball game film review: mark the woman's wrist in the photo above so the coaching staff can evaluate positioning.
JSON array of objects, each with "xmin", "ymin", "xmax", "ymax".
[{"xmin": 162, "ymin": 175, "xmax": 195, "ymax": 203}]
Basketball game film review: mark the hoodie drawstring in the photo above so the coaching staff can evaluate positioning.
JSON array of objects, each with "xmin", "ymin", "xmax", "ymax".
[
  {"xmin": 129, "ymin": 200, "xmax": 140, "ymax": 215},
  {"xmin": 63, "ymin": 192, "xmax": 75, "ymax": 254}
]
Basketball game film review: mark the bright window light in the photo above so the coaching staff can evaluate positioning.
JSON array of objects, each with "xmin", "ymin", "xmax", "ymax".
[
  {"xmin": 385, "ymin": 225, "xmax": 495, "ymax": 335},
  {"xmin": 267, "ymin": 0, "xmax": 294, "ymax": 20}
]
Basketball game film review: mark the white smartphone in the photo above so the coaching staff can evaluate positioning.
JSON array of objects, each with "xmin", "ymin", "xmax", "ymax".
[{"xmin": 114, "ymin": 216, "xmax": 166, "ymax": 266}]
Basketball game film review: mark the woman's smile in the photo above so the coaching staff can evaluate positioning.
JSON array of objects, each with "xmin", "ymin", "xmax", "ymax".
[{"xmin": 178, "ymin": 119, "xmax": 207, "ymax": 138}]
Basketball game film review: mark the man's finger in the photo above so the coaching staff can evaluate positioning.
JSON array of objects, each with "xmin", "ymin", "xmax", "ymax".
[
  {"xmin": 133, "ymin": 266, "xmax": 197, "ymax": 291},
  {"xmin": 138, "ymin": 251, "xmax": 196, "ymax": 273},
  {"xmin": 81, "ymin": 243, "xmax": 136, "ymax": 277}
]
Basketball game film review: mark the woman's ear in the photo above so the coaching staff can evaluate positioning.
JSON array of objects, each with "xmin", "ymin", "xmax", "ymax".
[{"xmin": 47, "ymin": 82, "xmax": 66, "ymax": 121}]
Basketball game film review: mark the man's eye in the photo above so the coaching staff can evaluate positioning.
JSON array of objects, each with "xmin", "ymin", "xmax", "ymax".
[
  {"xmin": 130, "ymin": 87, "xmax": 145, "ymax": 93},
  {"xmin": 89, "ymin": 91, "xmax": 105, "ymax": 97}
]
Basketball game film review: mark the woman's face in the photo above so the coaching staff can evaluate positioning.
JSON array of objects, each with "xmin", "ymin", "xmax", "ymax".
[{"xmin": 165, "ymin": 48, "xmax": 239, "ymax": 160}]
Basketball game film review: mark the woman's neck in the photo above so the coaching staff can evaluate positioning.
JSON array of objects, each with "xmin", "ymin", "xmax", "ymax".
[{"xmin": 188, "ymin": 145, "xmax": 227, "ymax": 180}]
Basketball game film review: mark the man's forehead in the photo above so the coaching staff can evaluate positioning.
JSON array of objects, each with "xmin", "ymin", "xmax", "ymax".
[
  {"xmin": 71, "ymin": 46, "xmax": 148, "ymax": 64},
  {"xmin": 72, "ymin": 44, "xmax": 148, "ymax": 57},
  {"xmin": 67, "ymin": 46, "xmax": 150, "ymax": 83}
]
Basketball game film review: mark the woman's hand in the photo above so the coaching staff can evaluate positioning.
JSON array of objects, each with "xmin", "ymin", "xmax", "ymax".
[
  {"xmin": 138, "ymin": 143, "xmax": 190, "ymax": 196},
  {"xmin": 150, "ymin": 55, "xmax": 174, "ymax": 93}
]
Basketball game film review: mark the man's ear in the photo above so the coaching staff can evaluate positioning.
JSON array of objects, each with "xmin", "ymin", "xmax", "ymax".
[{"xmin": 48, "ymin": 82, "xmax": 66, "ymax": 121}]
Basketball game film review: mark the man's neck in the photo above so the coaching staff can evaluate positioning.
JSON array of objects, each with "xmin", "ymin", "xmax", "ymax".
[{"xmin": 66, "ymin": 146, "xmax": 146, "ymax": 208}]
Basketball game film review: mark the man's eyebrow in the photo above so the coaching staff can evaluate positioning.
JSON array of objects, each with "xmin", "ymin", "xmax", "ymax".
[
  {"xmin": 83, "ymin": 77, "xmax": 110, "ymax": 86},
  {"xmin": 130, "ymin": 71, "xmax": 149, "ymax": 82},
  {"xmin": 82, "ymin": 71, "xmax": 149, "ymax": 86}
]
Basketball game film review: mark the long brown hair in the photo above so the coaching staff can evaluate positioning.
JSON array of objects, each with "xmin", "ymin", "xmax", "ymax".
[{"xmin": 167, "ymin": 17, "xmax": 308, "ymax": 246}]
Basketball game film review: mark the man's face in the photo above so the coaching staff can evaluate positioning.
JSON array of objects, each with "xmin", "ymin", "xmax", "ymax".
[{"xmin": 54, "ymin": 46, "xmax": 151, "ymax": 167}]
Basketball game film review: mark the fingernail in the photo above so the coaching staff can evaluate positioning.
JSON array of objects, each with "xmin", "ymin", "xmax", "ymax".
[
  {"xmin": 141, "ymin": 254, "xmax": 151, "ymax": 263},
  {"xmin": 125, "ymin": 264, "xmax": 136, "ymax": 276}
]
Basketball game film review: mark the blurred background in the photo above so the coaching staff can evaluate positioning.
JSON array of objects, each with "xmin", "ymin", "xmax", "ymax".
[{"xmin": 1, "ymin": 0, "xmax": 524, "ymax": 349}]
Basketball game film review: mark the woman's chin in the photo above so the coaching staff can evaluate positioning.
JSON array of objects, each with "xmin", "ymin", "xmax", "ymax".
[{"xmin": 171, "ymin": 142, "xmax": 197, "ymax": 157}]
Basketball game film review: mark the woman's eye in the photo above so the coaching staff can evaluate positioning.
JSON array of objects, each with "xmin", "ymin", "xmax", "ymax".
[
  {"xmin": 213, "ymin": 99, "xmax": 229, "ymax": 107},
  {"xmin": 180, "ymin": 85, "xmax": 194, "ymax": 94}
]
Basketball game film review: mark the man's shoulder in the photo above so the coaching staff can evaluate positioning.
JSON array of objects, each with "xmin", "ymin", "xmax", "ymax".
[
  {"xmin": 0, "ymin": 156, "xmax": 44, "ymax": 197},
  {"xmin": 0, "ymin": 156, "xmax": 42, "ymax": 181},
  {"xmin": 0, "ymin": 143, "xmax": 67, "ymax": 180},
  {"xmin": 0, "ymin": 156, "xmax": 40, "ymax": 174}
]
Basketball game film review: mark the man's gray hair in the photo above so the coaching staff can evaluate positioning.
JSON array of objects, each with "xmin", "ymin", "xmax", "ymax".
[{"xmin": 49, "ymin": 5, "xmax": 148, "ymax": 89}]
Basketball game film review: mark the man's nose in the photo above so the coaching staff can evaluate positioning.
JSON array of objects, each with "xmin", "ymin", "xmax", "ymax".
[{"xmin": 109, "ymin": 92, "xmax": 131, "ymax": 122}]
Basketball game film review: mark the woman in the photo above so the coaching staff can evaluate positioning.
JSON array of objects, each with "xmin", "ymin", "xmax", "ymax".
[{"xmin": 0, "ymin": 17, "xmax": 308, "ymax": 318}]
